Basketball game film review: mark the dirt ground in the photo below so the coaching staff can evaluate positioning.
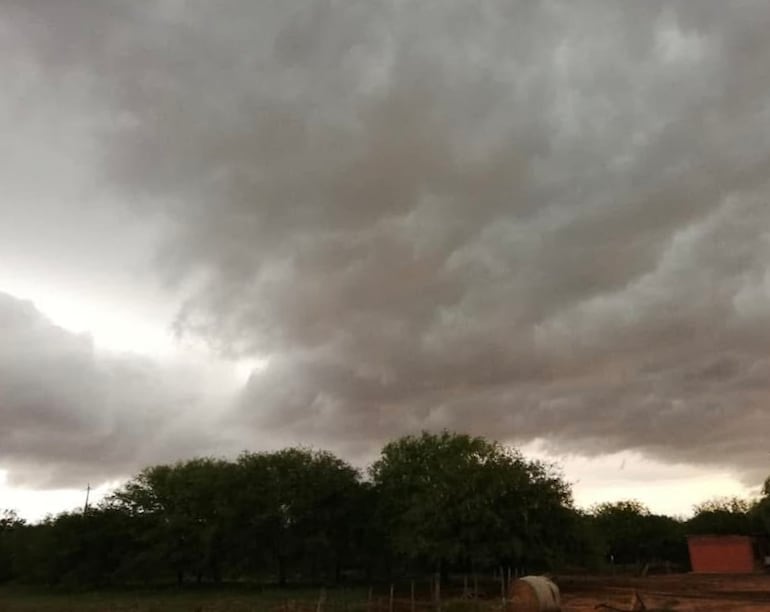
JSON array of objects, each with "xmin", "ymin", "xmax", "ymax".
[
  {"xmin": 557, "ymin": 573, "xmax": 770, "ymax": 611},
  {"xmin": 3, "ymin": 576, "xmax": 770, "ymax": 611}
]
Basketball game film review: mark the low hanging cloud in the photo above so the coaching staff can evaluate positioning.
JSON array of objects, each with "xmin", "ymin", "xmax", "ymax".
[
  {"xmin": 0, "ymin": 293, "xmax": 218, "ymax": 488},
  {"xmin": 4, "ymin": 2, "xmax": 770, "ymax": 483}
]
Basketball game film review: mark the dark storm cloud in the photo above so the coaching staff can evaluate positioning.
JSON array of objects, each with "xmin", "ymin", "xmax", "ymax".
[
  {"xmin": 4, "ymin": 2, "xmax": 770, "ymax": 482},
  {"xmin": 0, "ymin": 293, "xmax": 212, "ymax": 487}
]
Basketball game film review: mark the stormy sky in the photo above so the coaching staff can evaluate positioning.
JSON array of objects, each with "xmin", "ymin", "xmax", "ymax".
[{"xmin": 2, "ymin": 1, "xmax": 770, "ymax": 518}]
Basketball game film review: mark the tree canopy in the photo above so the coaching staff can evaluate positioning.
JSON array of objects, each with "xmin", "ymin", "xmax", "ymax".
[{"xmin": 0, "ymin": 431, "xmax": 767, "ymax": 587}]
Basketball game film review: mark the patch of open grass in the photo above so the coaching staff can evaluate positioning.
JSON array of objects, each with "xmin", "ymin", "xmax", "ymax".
[
  {"xmin": 0, "ymin": 585, "xmax": 372, "ymax": 612},
  {"xmin": 0, "ymin": 586, "xmax": 515, "ymax": 612}
]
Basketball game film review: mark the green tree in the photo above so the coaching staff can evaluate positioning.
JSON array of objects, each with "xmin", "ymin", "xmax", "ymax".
[
  {"xmin": 0, "ymin": 510, "xmax": 25, "ymax": 582},
  {"xmin": 559, "ymin": 509, "xmax": 606, "ymax": 571},
  {"xmin": 111, "ymin": 457, "xmax": 240, "ymax": 584},
  {"xmin": 591, "ymin": 501, "xmax": 686, "ymax": 568},
  {"xmin": 8, "ymin": 508, "xmax": 140, "ymax": 587},
  {"xmin": 591, "ymin": 500, "xmax": 650, "ymax": 566},
  {"xmin": 687, "ymin": 497, "xmax": 753, "ymax": 536},
  {"xmin": 235, "ymin": 448, "xmax": 362, "ymax": 585},
  {"xmin": 751, "ymin": 478, "xmax": 770, "ymax": 535},
  {"xmin": 371, "ymin": 431, "xmax": 573, "ymax": 575}
]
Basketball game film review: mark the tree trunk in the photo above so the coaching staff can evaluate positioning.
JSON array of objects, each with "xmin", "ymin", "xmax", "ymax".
[{"xmin": 439, "ymin": 559, "xmax": 449, "ymax": 584}]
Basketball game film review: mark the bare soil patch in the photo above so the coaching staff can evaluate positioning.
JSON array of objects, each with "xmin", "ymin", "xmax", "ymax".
[{"xmin": 558, "ymin": 573, "xmax": 770, "ymax": 611}]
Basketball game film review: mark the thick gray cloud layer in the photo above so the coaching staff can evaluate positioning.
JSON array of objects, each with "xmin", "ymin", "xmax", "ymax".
[
  {"xmin": 0, "ymin": 293, "xmax": 214, "ymax": 487},
  {"xmin": 3, "ymin": 2, "xmax": 770, "ymax": 483}
]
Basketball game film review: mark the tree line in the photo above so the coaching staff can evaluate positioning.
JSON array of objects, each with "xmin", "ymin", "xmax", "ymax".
[{"xmin": 1, "ymin": 431, "xmax": 769, "ymax": 588}]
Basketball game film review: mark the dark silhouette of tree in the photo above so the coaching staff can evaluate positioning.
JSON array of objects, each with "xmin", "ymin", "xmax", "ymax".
[
  {"xmin": 371, "ymin": 431, "xmax": 573, "ymax": 576},
  {"xmin": 687, "ymin": 497, "xmax": 754, "ymax": 536},
  {"xmin": 1, "ymin": 433, "xmax": 729, "ymax": 588},
  {"xmin": 233, "ymin": 448, "xmax": 362, "ymax": 585},
  {"xmin": 0, "ymin": 510, "xmax": 25, "ymax": 582}
]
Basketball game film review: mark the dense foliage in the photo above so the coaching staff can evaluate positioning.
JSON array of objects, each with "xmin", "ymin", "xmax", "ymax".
[{"xmin": 1, "ymin": 432, "xmax": 767, "ymax": 587}]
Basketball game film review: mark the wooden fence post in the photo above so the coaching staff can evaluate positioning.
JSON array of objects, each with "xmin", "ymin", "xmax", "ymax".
[{"xmin": 500, "ymin": 567, "xmax": 506, "ymax": 611}]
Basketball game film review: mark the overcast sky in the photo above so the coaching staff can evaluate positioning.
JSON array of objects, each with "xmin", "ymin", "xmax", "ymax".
[{"xmin": 2, "ymin": 1, "xmax": 769, "ymax": 520}]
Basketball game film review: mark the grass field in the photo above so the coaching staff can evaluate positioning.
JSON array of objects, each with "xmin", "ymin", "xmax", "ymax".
[
  {"xmin": 0, "ymin": 586, "xmax": 351, "ymax": 612},
  {"xmin": 4, "ymin": 574, "xmax": 770, "ymax": 611},
  {"xmin": 0, "ymin": 586, "xmax": 353, "ymax": 612},
  {"xmin": 0, "ymin": 585, "xmax": 487, "ymax": 612}
]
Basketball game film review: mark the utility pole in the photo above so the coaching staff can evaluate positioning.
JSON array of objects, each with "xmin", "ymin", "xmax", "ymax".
[{"xmin": 83, "ymin": 483, "xmax": 91, "ymax": 514}]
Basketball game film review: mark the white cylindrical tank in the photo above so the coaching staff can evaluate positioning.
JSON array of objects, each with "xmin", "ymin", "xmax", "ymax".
[{"xmin": 508, "ymin": 576, "xmax": 561, "ymax": 612}]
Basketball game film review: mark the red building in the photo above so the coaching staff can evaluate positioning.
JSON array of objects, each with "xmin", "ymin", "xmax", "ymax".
[{"xmin": 687, "ymin": 535, "xmax": 761, "ymax": 573}]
